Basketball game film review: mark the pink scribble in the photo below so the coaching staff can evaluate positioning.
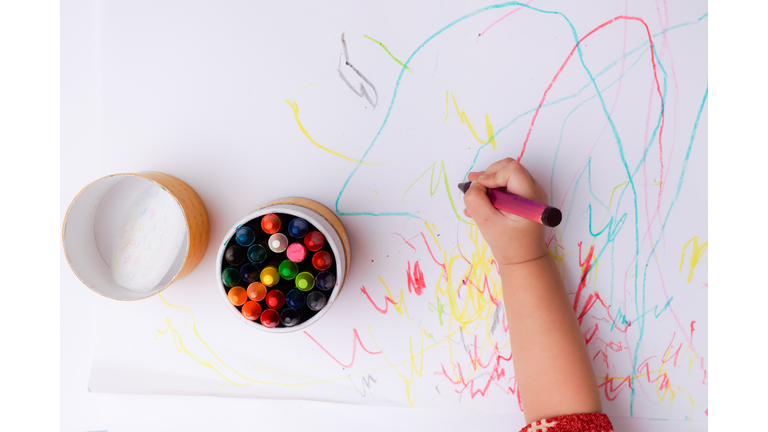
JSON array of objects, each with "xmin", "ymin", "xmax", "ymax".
[
  {"xmin": 476, "ymin": 0, "xmax": 537, "ymax": 43},
  {"xmin": 304, "ymin": 329, "xmax": 381, "ymax": 368}
]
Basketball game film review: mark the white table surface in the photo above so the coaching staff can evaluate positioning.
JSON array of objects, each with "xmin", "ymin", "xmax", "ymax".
[{"xmin": 58, "ymin": 1, "xmax": 709, "ymax": 430}]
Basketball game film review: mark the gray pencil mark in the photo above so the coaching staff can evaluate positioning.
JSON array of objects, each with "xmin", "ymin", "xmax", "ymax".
[
  {"xmin": 338, "ymin": 33, "xmax": 379, "ymax": 108},
  {"xmin": 349, "ymin": 373, "xmax": 378, "ymax": 396},
  {"xmin": 446, "ymin": 326, "xmax": 473, "ymax": 355},
  {"xmin": 458, "ymin": 326, "xmax": 472, "ymax": 355},
  {"xmin": 490, "ymin": 303, "xmax": 501, "ymax": 335}
]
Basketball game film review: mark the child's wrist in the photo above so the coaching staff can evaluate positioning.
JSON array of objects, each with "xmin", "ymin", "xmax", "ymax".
[{"xmin": 496, "ymin": 250, "xmax": 549, "ymax": 268}]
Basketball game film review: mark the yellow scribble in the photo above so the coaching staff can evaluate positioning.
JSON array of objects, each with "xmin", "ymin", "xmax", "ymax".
[
  {"xmin": 157, "ymin": 293, "xmax": 465, "ymax": 395},
  {"xmin": 285, "ymin": 100, "xmax": 377, "ymax": 165},
  {"xmin": 368, "ymin": 328, "xmax": 425, "ymax": 406},
  {"xmin": 446, "ymin": 91, "xmax": 496, "ymax": 150},
  {"xmin": 679, "ymin": 236, "xmax": 707, "ymax": 283},
  {"xmin": 423, "ymin": 221, "xmax": 507, "ymax": 384},
  {"xmin": 400, "ymin": 160, "xmax": 470, "ymax": 224}
]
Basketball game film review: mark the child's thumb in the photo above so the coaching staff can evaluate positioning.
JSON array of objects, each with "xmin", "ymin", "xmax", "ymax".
[{"xmin": 463, "ymin": 181, "xmax": 503, "ymax": 228}]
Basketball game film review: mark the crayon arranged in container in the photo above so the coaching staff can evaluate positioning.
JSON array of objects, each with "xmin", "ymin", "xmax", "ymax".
[
  {"xmin": 225, "ymin": 245, "xmax": 245, "ymax": 266},
  {"xmin": 228, "ymin": 286, "xmax": 247, "ymax": 306},
  {"xmin": 235, "ymin": 226, "xmax": 256, "ymax": 246},
  {"xmin": 222, "ymin": 268, "xmax": 241, "ymax": 288},
  {"xmin": 261, "ymin": 214, "xmax": 282, "ymax": 234},
  {"xmin": 269, "ymin": 233, "xmax": 289, "ymax": 253},
  {"xmin": 240, "ymin": 263, "xmax": 260, "ymax": 283},
  {"xmin": 247, "ymin": 244, "xmax": 268, "ymax": 264},
  {"xmin": 260, "ymin": 266, "xmax": 280, "ymax": 287},
  {"xmin": 260, "ymin": 309, "xmax": 279, "ymax": 328},
  {"xmin": 295, "ymin": 272, "xmax": 315, "ymax": 292},
  {"xmin": 315, "ymin": 271, "xmax": 335, "ymax": 291},
  {"xmin": 279, "ymin": 260, "xmax": 299, "ymax": 280},
  {"xmin": 221, "ymin": 212, "xmax": 340, "ymax": 329},
  {"xmin": 266, "ymin": 290, "xmax": 286, "ymax": 309},
  {"xmin": 247, "ymin": 282, "xmax": 267, "ymax": 302},
  {"xmin": 286, "ymin": 243, "xmax": 307, "ymax": 263},
  {"xmin": 287, "ymin": 218, "xmax": 309, "ymax": 238},
  {"xmin": 304, "ymin": 231, "xmax": 325, "ymax": 252},
  {"xmin": 242, "ymin": 300, "xmax": 262, "ymax": 321},
  {"xmin": 280, "ymin": 308, "xmax": 300, "ymax": 327},
  {"xmin": 307, "ymin": 291, "xmax": 327, "ymax": 311},
  {"xmin": 285, "ymin": 289, "xmax": 306, "ymax": 309},
  {"xmin": 312, "ymin": 251, "xmax": 333, "ymax": 271}
]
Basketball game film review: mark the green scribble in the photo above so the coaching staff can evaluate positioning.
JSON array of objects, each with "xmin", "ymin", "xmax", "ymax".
[{"xmin": 364, "ymin": 34, "xmax": 413, "ymax": 73}]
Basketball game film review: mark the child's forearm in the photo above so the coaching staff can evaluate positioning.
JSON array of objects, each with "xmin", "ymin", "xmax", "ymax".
[{"xmin": 500, "ymin": 254, "xmax": 601, "ymax": 424}]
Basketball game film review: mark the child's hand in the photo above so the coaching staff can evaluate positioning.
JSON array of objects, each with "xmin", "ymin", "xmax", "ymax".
[{"xmin": 463, "ymin": 158, "xmax": 549, "ymax": 266}]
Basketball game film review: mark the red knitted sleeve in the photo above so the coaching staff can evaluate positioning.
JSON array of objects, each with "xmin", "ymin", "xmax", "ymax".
[{"xmin": 518, "ymin": 413, "xmax": 613, "ymax": 432}]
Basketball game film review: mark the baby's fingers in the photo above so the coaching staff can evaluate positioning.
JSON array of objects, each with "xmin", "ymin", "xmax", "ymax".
[
  {"xmin": 478, "ymin": 159, "xmax": 539, "ymax": 201},
  {"xmin": 467, "ymin": 171, "xmax": 484, "ymax": 182}
]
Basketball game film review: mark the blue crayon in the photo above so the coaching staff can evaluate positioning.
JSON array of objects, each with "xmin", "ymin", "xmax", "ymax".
[
  {"xmin": 235, "ymin": 226, "xmax": 256, "ymax": 246},
  {"xmin": 287, "ymin": 218, "xmax": 309, "ymax": 239},
  {"xmin": 285, "ymin": 288, "xmax": 306, "ymax": 309},
  {"xmin": 315, "ymin": 271, "xmax": 336, "ymax": 291},
  {"xmin": 240, "ymin": 263, "xmax": 260, "ymax": 283}
]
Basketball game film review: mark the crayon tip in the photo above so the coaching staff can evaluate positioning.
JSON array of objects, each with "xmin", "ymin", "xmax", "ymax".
[
  {"xmin": 263, "ymin": 275, "xmax": 274, "ymax": 286},
  {"xmin": 457, "ymin": 182, "xmax": 471, "ymax": 193},
  {"xmin": 542, "ymin": 207, "xmax": 563, "ymax": 227},
  {"xmin": 298, "ymin": 279, "xmax": 307, "ymax": 289}
]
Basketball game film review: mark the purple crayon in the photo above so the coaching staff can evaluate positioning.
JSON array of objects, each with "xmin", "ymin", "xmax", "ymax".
[{"xmin": 458, "ymin": 182, "xmax": 562, "ymax": 227}]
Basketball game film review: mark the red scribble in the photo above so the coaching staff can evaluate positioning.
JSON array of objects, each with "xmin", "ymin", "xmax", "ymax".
[
  {"xmin": 595, "ymin": 337, "xmax": 624, "ymax": 353},
  {"xmin": 584, "ymin": 323, "xmax": 599, "ymax": 345},
  {"xmin": 304, "ymin": 328, "xmax": 382, "ymax": 368},
  {"xmin": 598, "ymin": 373, "xmax": 633, "ymax": 401},
  {"xmin": 391, "ymin": 232, "xmax": 417, "ymax": 251},
  {"xmin": 661, "ymin": 333, "xmax": 685, "ymax": 367},
  {"xmin": 690, "ymin": 320, "xmax": 696, "ymax": 341},
  {"xmin": 437, "ymin": 342, "xmax": 514, "ymax": 401},
  {"xmin": 466, "ymin": 272, "xmax": 499, "ymax": 304},
  {"xmin": 360, "ymin": 285, "xmax": 398, "ymax": 314},
  {"xmin": 637, "ymin": 356, "xmax": 669, "ymax": 390},
  {"xmin": 492, "ymin": 376, "xmax": 525, "ymax": 411},
  {"xmin": 577, "ymin": 294, "xmax": 599, "ymax": 326},
  {"xmin": 573, "ymin": 242, "xmax": 595, "ymax": 314},
  {"xmin": 406, "ymin": 260, "xmax": 426, "ymax": 295},
  {"xmin": 593, "ymin": 350, "xmax": 609, "ymax": 369},
  {"xmin": 519, "ymin": 15, "xmax": 663, "ymax": 161},
  {"xmin": 419, "ymin": 232, "xmax": 448, "ymax": 281}
]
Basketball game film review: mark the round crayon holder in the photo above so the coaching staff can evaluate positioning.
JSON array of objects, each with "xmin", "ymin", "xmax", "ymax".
[
  {"xmin": 216, "ymin": 197, "xmax": 351, "ymax": 333},
  {"xmin": 62, "ymin": 172, "xmax": 210, "ymax": 300}
]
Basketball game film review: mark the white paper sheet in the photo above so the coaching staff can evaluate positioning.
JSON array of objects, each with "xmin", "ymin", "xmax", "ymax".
[{"xmin": 87, "ymin": 0, "xmax": 708, "ymax": 422}]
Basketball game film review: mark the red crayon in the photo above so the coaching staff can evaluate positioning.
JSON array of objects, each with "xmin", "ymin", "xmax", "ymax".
[
  {"xmin": 312, "ymin": 251, "xmax": 332, "ymax": 271},
  {"xmin": 304, "ymin": 231, "xmax": 325, "ymax": 252},
  {"xmin": 265, "ymin": 290, "xmax": 286, "ymax": 309},
  {"xmin": 457, "ymin": 182, "xmax": 562, "ymax": 227},
  {"xmin": 260, "ymin": 309, "xmax": 279, "ymax": 328},
  {"xmin": 261, "ymin": 214, "xmax": 282, "ymax": 235}
]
